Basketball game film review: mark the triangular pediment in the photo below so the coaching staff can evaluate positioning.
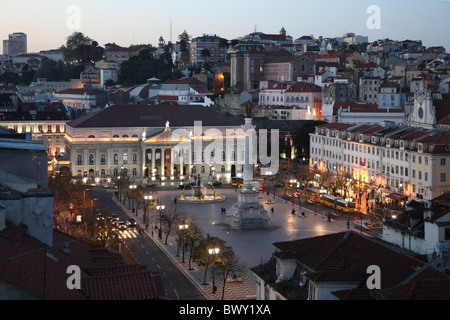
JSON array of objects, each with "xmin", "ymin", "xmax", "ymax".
[{"xmin": 144, "ymin": 128, "xmax": 191, "ymax": 144}]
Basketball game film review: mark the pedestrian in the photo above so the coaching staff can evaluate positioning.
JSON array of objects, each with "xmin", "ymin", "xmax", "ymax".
[
  {"xmin": 146, "ymin": 223, "xmax": 149, "ymax": 230},
  {"xmin": 291, "ymin": 209, "xmax": 295, "ymax": 215},
  {"xmin": 271, "ymin": 207, "xmax": 274, "ymax": 214},
  {"xmin": 301, "ymin": 212, "xmax": 305, "ymax": 218},
  {"xmin": 328, "ymin": 213, "xmax": 331, "ymax": 223}
]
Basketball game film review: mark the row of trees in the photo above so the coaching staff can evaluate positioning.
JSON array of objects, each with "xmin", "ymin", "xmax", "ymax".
[
  {"xmin": 107, "ymin": 172, "xmax": 245, "ymax": 299},
  {"xmin": 151, "ymin": 204, "xmax": 245, "ymax": 300}
]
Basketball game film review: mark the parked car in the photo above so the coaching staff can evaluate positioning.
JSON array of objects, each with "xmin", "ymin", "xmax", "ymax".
[
  {"xmin": 330, "ymin": 211, "xmax": 341, "ymax": 218},
  {"xmin": 126, "ymin": 219, "xmax": 137, "ymax": 228},
  {"xmin": 208, "ymin": 180, "xmax": 222, "ymax": 187},
  {"xmin": 177, "ymin": 182, "xmax": 196, "ymax": 189}
]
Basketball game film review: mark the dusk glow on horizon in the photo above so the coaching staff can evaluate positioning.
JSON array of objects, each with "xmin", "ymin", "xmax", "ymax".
[{"xmin": 1, "ymin": 0, "xmax": 449, "ymax": 54}]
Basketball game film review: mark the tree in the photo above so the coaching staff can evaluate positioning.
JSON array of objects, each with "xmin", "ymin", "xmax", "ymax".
[
  {"xmin": 218, "ymin": 38, "xmax": 229, "ymax": 50},
  {"xmin": 61, "ymin": 32, "xmax": 104, "ymax": 64},
  {"xmin": 178, "ymin": 30, "xmax": 190, "ymax": 54},
  {"xmin": 192, "ymin": 234, "xmax": 226, "ymax": 285},
  {"xmin": 200, "ymin": 48, "xmax": 211, "ymax": 66},
  {"xmin": 216, "ymin": 247, "xmax": 245, "ymax": 300},
  {"xmin": 184, "ymin": 221, "xmax": 203, "ymax": 270},
  {"xmin": 160, "ymin": 205, "xmax": 188, "ymax": 245}
]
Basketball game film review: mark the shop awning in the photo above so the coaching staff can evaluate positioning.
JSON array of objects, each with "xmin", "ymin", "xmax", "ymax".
[{"xmin": 386, "ymin": 193, "xmax": 406, "ymax": 201}]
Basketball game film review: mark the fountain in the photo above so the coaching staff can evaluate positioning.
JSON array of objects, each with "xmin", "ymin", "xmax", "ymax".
[{"xmin": 176, "ymin": 174, "xmax": 226, "ymax": 203}]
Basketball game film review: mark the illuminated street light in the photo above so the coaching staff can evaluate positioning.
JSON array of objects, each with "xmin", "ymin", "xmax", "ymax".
[
  {"xmin": 208, "ymin": 247, "xmax": 220, "ymax": 293},
  {"xmin": 156, "ymin": 204, "xmax": 165, "ymax": 239},
  {"xmin": 179, "ymin": 223, "xmax": 189, "ymax": 263}
]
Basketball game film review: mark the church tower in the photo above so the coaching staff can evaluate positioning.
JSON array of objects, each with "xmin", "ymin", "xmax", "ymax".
[{"xmin": 407, "ymin": 80, "xmax": 436, "ymax": 129}]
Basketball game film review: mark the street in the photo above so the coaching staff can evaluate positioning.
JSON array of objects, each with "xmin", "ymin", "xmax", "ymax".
[
  {"xmin": 84, "ymin": 183, "xmax": 383, "ymax": 300},
  {"xmin": 90, "ymin": 188, "xmax": 207, "ymax": 300}
]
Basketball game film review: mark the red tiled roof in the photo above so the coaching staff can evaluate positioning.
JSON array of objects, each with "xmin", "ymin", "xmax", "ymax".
[
  {"xmin": 0, "ymin": 227, "xmax": 165, "ymax": 300},
  {"xmin": 272, "ymin": 231, "xmax": 450, "ymax": 300},
  {"xmin": 285, "ymin": 81, "xmax": 322, "ymax": 93},
  {"xmin": 374, "ymin": 279, "xmax": 450, "ymax": 300},
  {"xmin": 67, "ymin": 104, "xmax": 243, "ymax": 128}
]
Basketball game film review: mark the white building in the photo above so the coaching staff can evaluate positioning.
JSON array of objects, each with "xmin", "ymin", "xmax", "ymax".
[
  {"xmin": 65, "ymin": 104, "xmax": 248, "ymax": 186},
  {"xmin": 3, "ymin": 32, "xmax": 27, "ymax": 56},
  {"xmin": 310, "ymin": 122, "xmax": 450, "ymax": 202}
]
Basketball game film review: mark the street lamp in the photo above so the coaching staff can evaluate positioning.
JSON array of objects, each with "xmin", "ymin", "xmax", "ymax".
[
  {"xmin": 129, "ymin": 184, "xmax": 137, "ymax": 212},
  {"xmin": 179, "ymin": 223, "xmax": 189, "ymax": 263},
  {"xmin": 208, "ymin": 247, "xmax": 220, "ymax": 293},
  {"xmin": 156, "ymin": 204, "xmax": 165, "ymax": 239},
  {"xmin": 144, "ymin": 195, "xmax": 152, "ymax": 223}
]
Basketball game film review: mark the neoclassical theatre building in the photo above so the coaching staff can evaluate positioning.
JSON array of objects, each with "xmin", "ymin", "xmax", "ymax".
[{"xmin": 65, "ymin": 104, "xmax": 248, "ymax": 186}]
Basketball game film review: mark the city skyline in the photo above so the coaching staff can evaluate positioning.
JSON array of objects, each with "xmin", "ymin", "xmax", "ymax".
[{"xmin": 1, "ymin": 0, "xmax": 449, "ymax": 54}]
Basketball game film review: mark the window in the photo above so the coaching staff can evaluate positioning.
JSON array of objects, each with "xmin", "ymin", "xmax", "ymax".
[
  {"xmin": 133, "ymin": 153, "xmax": 137, "ymax": 164},
  {"xmin": 101, "ymin": 169, "xmax": 106, "ymax": 178},
  {"xmin": 123, "ymin": 153, "xmax": 128, "ymax": 164},
  {"xmin": 48, "ymin": 125, "xmax": 52, "ymax": 132},
  {"xmin": 132, "ymin": 168, "xmax": 137, "ymax": 176},
  {"xmin": 114, "ymin": 154, "xmax": 118, "ymax": 164},
  {"xmin": 89, "ymin": 154, "xmax": 94, "ymax": 165},
  {"xmin": 101, "ymin": 154, "xmax": 106, "ymax": 165},
  {"xmin": 77, "ymin": 155, "xmax": 83, "ymax": 165},
  {"xmin": 441, "ymin": 158, "xmax": 446, "ymax": 166},
  {"xmin": 441, "ymin": 173, "xmax": 446, "ymax": 183},
  {"xmin": 221, "ymin": 165, "xmax": 225, "ymax": 173}
]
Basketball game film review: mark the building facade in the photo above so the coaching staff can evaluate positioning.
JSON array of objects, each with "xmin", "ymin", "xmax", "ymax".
[
  {"xmin": 189, "ymin": 35, "xmax": 228, "ymax": 66},
  {"xmin": 3, "ymin": 32, "xmax": 27, "ymax": 56},
  {"xmin": 65, "ymin": 104, "xmax": 248, "ymax": 186},
  {"xmin": 310, "ymin": 122, "xmax": 450, "ymax": 202}
]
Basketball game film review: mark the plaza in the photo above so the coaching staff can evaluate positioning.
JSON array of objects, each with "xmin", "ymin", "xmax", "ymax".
[{"xmin": 110, "ymin": 185, "xmax": 377, "ymax": 300}]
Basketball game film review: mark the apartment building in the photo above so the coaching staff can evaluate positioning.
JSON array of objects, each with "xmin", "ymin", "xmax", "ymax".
[
  {"xmin": 310, "ymin": 122, "xmax": 450, "ymax": 202},
  {"xmin": 189, "ymin": 35, "xmax": 228, "ymax": 66}
]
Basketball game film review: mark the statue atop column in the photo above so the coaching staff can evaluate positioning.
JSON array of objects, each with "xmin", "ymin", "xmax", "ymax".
[{"xmin": 244, "ymin": 100, "xmax": 253, "ymax": 118}]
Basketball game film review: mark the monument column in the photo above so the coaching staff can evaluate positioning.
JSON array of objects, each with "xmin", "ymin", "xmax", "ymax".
[
  {"xmin": 142, "ymin": 147, "xmax": 146, "ymax": 178},
  {"xmin": 161, "ymin": 147, "xmax": 166, "ymax": 177},
  {"xmin": 151, "ymin": 148, "xmax": 156, "ymax": 177},
  {"xmin": 180, "ymin": 150, "xmax": 184, "ymax": 177},
  {"xmin": 170, "ymin": 148, "xmax": 174, "ymax": 178}
]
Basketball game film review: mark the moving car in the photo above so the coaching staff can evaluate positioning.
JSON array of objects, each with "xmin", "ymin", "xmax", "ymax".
[
  {"xmin": 126, "ymin": 219, "xmax": 137, "ymax": 228},
  {"xmin": 354, "ymin": 220, "xmax": 372, "ymax": 230},
  {"xmin": 118, "ymin": 222, "xmax": 127, "ymax": 230},
  {"xmin": 111, "ymin": 214, "xmax": 120, "ymax": 222},
  {"xmin": 307, "ymin": 198, "xmax": 315, "ymax": 205}
]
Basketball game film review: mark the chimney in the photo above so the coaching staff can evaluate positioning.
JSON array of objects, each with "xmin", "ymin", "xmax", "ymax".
[
  {"xmin": 0, "ymin": 202, "xmax": 6, "ymax": 232},
  {"xmin": 61, "ymin": 242, "xmax": 70, "ymax": 255}
]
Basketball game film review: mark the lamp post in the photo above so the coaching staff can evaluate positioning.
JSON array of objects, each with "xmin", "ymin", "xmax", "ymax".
[
  {"xmin": 129, "ymin": 184, "xmax": 137, "ymax": 212},
  {"xmin": 156, "ymin": 204, "xmax": 165, "ymax": 239},
  {"xmin": 208, "ymin": 247, "xmax": 220, "ymax": 293},
  {"xmin": 144, "ymin": 195, "xmax": 152, "ymax": 223},
  {"xmin": 290, "ymin": 179, "xmax": 297, "ymax": 206},
  {"xmin": 179, "ymin": 223, "xmax": 189, "ymax": 263}
]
